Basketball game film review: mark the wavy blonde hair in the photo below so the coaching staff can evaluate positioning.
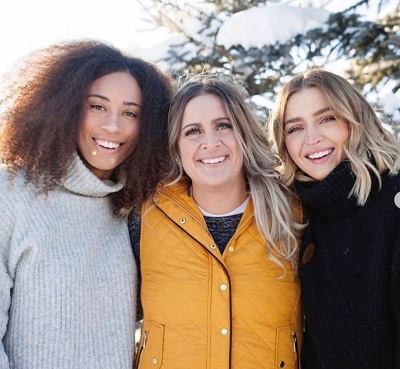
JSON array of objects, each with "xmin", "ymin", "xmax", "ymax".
[
  {"xmin": 165, "ymin": 73, "xmax": 303, "ymax": 274},
  {"xmin": 269, "ymin": 67, "xmax": 400, "ymax": 205}
]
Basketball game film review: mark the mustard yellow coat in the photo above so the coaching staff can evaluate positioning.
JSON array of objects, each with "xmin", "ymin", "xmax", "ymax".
[{"xmin": 136, "ymin": 180, "xmax": 302, "ymax": 369}]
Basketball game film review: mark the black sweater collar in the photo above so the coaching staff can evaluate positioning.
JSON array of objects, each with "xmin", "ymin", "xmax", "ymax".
[{"xmin": 294, "ymin": 161, "xmax": 359, "ymax": 219}]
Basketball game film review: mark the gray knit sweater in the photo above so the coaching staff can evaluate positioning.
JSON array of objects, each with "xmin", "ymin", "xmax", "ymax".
[{"xmin": 0, "ymin": 154, "xmax": 137, "ymax": 369}]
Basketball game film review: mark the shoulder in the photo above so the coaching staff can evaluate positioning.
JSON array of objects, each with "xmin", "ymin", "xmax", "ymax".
[{"xmin": 0, "ymin": 168, "xmax": 35, "ymax": 208}]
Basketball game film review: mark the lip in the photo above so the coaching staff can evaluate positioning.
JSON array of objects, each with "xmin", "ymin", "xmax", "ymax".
[
  {"xmin": 199, "ymin": 155, "xmax": 227, "ymax": 164},
  {"xmin": 93, "ymin": 138, "xmax": 124, "ymax": 152},
  {"xmin": 305, "ymin": 148, "xmax": 333, "ymax": 161}
]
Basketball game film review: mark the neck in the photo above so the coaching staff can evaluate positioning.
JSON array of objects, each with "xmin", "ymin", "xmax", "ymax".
[{"xmin": 192, "ymin": 181, "xmax": 248, "ymax": 215}]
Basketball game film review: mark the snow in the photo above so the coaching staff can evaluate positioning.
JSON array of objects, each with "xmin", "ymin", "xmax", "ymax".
[
  {"xmin": 380, "ymin": 93, "xmax": 400, "ymax": 121},
  {"xmin": 216, "ymin": 5, "xmax": 330, "ymax": 49},
  {"xmin": 129, "ymin": 2, "xmax": 399, "ymax": 120}
]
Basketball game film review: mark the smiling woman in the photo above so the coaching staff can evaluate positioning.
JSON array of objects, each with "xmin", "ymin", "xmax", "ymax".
[
  {"xmin": 283, "ymin": 87, "xmax": 349, "ymax": 181},
  {"xmin": 0, "ymin": 39, "xmax": 172, "ymax": 369},
  {"xmin": 79, "ymin": 71, "xmax": 142, "ymax": 180},
  {"xmin": 269, "ymin": 67, "xmax": 400, "ymax": 369},
  {"xmin": 129, "ymin": 73, "xmax": 304, "ymax": 369}
]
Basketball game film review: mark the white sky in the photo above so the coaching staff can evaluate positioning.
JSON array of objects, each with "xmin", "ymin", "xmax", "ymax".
[{"xmin": 0, "ymin": 0, "xmax": 155, "ymax": 77}]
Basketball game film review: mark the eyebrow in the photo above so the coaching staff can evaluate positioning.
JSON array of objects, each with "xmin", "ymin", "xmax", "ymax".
[
  {"xmin": 87, "ymin": 94, "xmax": 141, "ymax": 108},
  {"xmin": 284, "ymin": 107, "xmax": 331, "ymax": 125},
  {"xmin": 181, "ymin": 117, "xmax": 230, "ymax": 131}
]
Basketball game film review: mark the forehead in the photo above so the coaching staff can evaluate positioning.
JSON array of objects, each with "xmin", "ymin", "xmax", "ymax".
[
  {"xmin": 182, "ymin": 94, "xmax": 227, "ymax": 119},
  {"xmin": 88, "ymin": 71, "xmax": 141, "ymax": 97},
  {"xmin": 284, "ymin": 87, "xmax": 328, "ymax": 116}
]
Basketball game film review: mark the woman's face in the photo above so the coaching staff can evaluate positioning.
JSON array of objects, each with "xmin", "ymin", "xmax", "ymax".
[
  {"xmin": 78, "ymin": 71, "xmax": 142, "ymax": 179},
  {"xmin": 178, "ymin": 94, "xmax": 245, "ymax": 193},
  {"xmin": 283, "ymin": 87, "xmax": 349, "ymax": 181}
]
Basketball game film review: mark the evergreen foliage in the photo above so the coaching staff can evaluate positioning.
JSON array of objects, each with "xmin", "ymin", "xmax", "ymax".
[{"xmin": 138, "ymin": 0, "xmax": 400, "ymax": 126}]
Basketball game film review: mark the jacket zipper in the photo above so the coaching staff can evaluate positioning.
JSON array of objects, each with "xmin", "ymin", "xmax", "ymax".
[
  {"xmin": 292, "ymin": 332, "xmax": 300, "ymax": 369},
  {"xmin": 134, "ymin": 330, "xmax": 148, "ymax": 369}
]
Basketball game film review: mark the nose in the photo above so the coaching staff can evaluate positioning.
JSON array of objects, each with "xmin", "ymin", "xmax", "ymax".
[
  {"xmin": 101, "ymin": 113, "xmax": 121, "ymax": 133},
  {"xmin": 201, "ymin": 131, "xmax": 221, "ymax": 149},
  {"xmin": 305, "ymin": 125, "xmax": 322, "ymax": 145}
]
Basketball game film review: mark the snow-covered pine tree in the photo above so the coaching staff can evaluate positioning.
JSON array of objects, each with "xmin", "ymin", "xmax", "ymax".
[{"xmin": 138, "ymin": 0, "xmax": 399, "ymax": 123}]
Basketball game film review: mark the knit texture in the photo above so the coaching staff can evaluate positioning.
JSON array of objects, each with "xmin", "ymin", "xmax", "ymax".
[
  {"xmin": 204, "ymin": 214, "xmax": 242, "ymax": 253},
  {"xmin": 296, "ymin": 160, "xmax": 400, "ymax": 369},
  {"xmin": 0, "ymin": 154, "xmax": 137, "ymax": 369}
]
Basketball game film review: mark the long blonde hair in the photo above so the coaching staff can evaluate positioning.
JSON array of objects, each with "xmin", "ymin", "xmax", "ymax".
[
  {"xmin": 269, "ymin": 67, "xmax": 400, "ymax": 205},
  {"xmin": 166, "ymin": 73, "xmax": 303, "ymax": 274}
]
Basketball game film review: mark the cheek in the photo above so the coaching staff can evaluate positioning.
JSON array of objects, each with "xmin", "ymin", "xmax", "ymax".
[
  {"xmin": 336, "ymin": 127, "xmax": 350, "ymax": 156},
  {"xmin": 284, "ymin": 138, "xmax": 298, "ymax": 160}
]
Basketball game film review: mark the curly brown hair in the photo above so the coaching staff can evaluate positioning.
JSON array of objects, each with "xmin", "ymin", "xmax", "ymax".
[{"xmin": 0, "ymin": 39, "xmax": 173, "ymax": 214}]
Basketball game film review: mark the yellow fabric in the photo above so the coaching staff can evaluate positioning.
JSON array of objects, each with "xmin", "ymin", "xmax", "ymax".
[{"xmin": 136, "ymin": 179, "xmax": 302, "ymax": 369}]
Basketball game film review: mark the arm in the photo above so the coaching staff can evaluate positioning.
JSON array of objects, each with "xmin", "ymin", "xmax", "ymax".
[
  {"xmin": 0, "ymin": 191, "xmax": 16, "ymax": 369},
  {"xmin": 0, "ymin": 270, "xmax": 13, "ymax": 369},
  {"xmin": 391, "ymin": 232, "xmax": 400, "ymax": 368}
]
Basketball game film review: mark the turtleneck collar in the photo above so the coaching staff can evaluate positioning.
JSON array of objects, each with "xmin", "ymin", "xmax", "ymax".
[
  {"xmin": 63, "ymin": 153, "xmax": 125, "ymax": 198},
  {"xmin": 294, "ymin": 160, "xmax": 359, "ymax": 219}
]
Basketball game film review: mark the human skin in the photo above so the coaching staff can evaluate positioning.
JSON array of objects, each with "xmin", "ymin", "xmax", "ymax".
[
  {"xmin": 178, "ymin": 93, "xmax": 246, "ymax": 214},
  {"xmin": 283, "ymin": 87, "xmax": 349, "ymax": 181},
  {"xmin": 78, "ymin": 71, "xmax": 142, "ymax": 179}
]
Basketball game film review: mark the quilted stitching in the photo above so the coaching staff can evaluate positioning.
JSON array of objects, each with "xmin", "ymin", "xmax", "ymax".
[{"xmin": 138, "ymin": 181, "xmax": 301, "ymax": 369}]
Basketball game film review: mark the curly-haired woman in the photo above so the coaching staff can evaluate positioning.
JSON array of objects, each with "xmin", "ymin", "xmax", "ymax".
[{"xmin": 0, "ymin": 39, "xmax": 172, "ymax": 369}]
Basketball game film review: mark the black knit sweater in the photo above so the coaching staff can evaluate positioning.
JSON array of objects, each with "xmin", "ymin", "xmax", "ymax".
[{"xmin": 296, "ymin": 160, "xmax": 400, "ymax": 369}]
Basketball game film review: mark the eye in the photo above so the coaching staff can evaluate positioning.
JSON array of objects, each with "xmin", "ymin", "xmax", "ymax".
[
  {"xmin": 184, "ymin": 127, "xmax": 201, "ymax": 136},
  {"xmin": 216, "ymin": 122, "xmax": 233, "ymax": 130},
  {"xmin": 90, "ymin": 103, "xmax": 105, "ymax": 111},
  {"xmin": 320, "ymin": 115, "xmax": 336, "ymax": 124},
  {"xmin": 124, "ymin": 111, "xmax": 139, "ymax": 119},
  {"xmin": 285, "ymin": 125, "xmax": 303, "ymax": 135}
]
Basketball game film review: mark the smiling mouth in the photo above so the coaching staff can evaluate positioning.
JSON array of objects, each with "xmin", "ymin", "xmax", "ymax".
[
  {"xmin": 94, "ymin": 139, "xmax": 121, "ymax": 149},
  {"xmin": 201, "ymin": 156, "xmax": 225, "ymax": 164},
  {"xmin": 307, "ymin": 149, "xmax": 333, "ymax": 159}
]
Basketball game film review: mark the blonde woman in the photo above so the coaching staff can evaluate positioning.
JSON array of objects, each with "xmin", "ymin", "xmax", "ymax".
[
  {"xmin": 269, "ymin": 67, "xmax": 400, "ymax": 369},
  {"xmin": 130, "ymin": 74, "xmax": 303, "ymax": 369}
]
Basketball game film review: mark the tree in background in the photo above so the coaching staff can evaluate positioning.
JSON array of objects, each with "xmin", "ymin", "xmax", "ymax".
[{"xmin": 137, "ymin": 0, "xmax": 400, "ymax": 131}]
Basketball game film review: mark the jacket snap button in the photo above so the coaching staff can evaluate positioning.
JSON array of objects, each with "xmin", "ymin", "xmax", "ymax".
[
  {"xmin": 228, "ymin": 246, "xmax": 234, "ymax": 252},
  {"xmin": 152, "ymin": 357, "xmax": 158, "ymax": 365},
  {"xmin": 220, "ymin": 284, "xmax": 227, "ymax": 291},
  {"xmin": 394, "ymin": 192, "xmax": 400, "ymax": 208},
  {"xmin": 153, "ymin": 195, "xmax": 159, "ymax": 203},
  {"xmin": 302, "ymin": 243, "xmax": 315, "ymax": 264},
  {"xmin": 179, "ymin": 218, "xmax": 186, "ymax": 224},
  {"xmin": 279, "ymin": 361, "xmax": 285, "ymax": 367},
  {"xmin": 221, "ymin": 328, "xmax": 228, "ymax": 335},
  {"xmin": 210, "ymin": 243, "xmax": 216, "ymax": 249}
]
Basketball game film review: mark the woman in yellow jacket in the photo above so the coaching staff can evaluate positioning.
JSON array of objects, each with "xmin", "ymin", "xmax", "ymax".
[{"xmin": 129, "ymin": 74, "xmax": 303, "ymax": 369}]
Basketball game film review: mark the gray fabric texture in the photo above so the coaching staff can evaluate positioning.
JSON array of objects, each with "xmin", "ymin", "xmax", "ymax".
[{"xmin": 0, "ymin": 154, "xmax": 137, "ymax": 369}]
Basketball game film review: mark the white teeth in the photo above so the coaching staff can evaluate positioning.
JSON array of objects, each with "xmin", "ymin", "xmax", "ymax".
[
  {"xmin": 308, "ymin": 149, "xmax": 332, "ymax": 159},
  {"xmin": 202, "ymin": 156, "xmax": 225, "ymax": 164},
  {"xmin": 95, "ymin": 139, "xmax": 120, "ymax": 149}
]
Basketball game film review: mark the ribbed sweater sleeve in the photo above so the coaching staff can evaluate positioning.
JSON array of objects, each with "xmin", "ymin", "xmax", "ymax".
[{"xmin": 0, "ymin": 174, "xmax": 15, "ymax": 369}]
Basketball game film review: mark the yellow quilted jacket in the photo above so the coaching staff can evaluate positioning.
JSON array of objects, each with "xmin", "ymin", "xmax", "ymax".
[{"xmin": 136, "ymin": 180, "xmax": 302, "ymax": 369}]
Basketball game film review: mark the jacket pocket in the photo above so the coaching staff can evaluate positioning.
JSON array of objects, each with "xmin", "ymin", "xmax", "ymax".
[
  {"xmin": 275, "ymin": 325, "xmax": 300, "ymax": 369},
  {"xmin": 135, "ymin": 320, "xmax": 165, "ymax": 369}
]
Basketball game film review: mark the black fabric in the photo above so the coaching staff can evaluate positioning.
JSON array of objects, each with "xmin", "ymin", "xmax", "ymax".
[
  {"xmin": 128, "ymin": 213, "xmax": 143, "ymax": 321},
  {"xmin": 204, "ymin": 213, "xmax": 242, "ymax": 253},
  {"xmin": 297, "ymin": 160, "xmax": 400, "ymax": 369}
]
